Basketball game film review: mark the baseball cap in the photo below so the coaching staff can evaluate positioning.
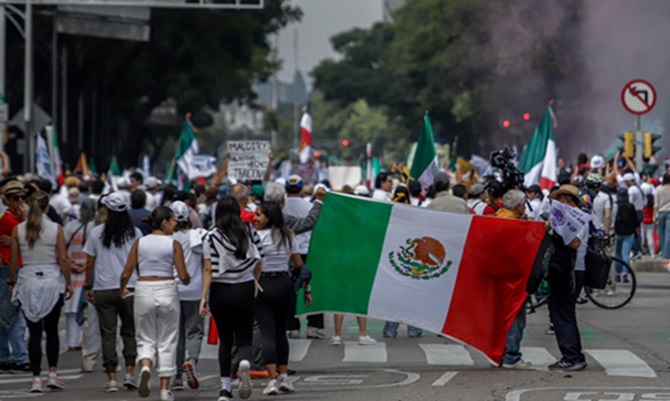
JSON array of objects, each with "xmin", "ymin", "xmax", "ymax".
[
  {"xmin": 590, "ymin": 155, "xmax": 605, "ymax": 169},
  {"xmin": 353, "ymin": 185, "xmax": 370, "ymax": 196},
  {"xmin": 102, "ymin": 192, "xmax": 129, "ymax": 212},
  {"xmin": 250, "ymin": 184, "xmax": 265, "ymax": 199},
  {"xmin": 145, "ymin": 177, "xmax": 160, "ymax": 189},
  {"xmin": 286, "ymin": 175, "xmax": 303, "ymax": 193},
  {"xmin": 623, "ymin": 172, "xmax": 635, "ymax": 182},
  {"xmin": 170, "ymin": 201, "xmax": 190, "ymax": 222},
  {"xmin": 470, "ymin": 183, "xmax": 485, "ymax": 196}
]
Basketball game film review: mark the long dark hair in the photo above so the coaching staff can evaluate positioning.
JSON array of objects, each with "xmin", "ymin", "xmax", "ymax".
[
  {"xmin": 258, "ymin": 201, "xmax": 293, "ymax": 250},
  {"xmin": 102, "ymin": 209, "xmax": 137, "ymax": 248},
  {"xmin": 215, "ymin": 196, "xmax": 249, "ymax": 260},
  {"xmin": 26, "ymin": 191, "xmax": 50, "ymax": 248},
  {"xmin": 144, "ymin": 206, "xmax": 174, "ymax": 231}
]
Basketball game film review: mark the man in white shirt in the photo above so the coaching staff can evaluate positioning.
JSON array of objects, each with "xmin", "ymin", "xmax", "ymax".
[{"xmin": 372, "ymin": 172, "xmax": 393, "ymax": 202}]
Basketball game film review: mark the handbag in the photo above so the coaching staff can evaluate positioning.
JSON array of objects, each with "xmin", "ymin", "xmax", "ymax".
[{"xmin": 584, "ymin": 249, "xmax": 611, "ymax": 289}]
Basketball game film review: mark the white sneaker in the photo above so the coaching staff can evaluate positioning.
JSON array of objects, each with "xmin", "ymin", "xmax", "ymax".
[
  {"xmin": 104, "ymin": 380, "xmax": 119, "ymax": 392},
  {"xmin": 329, "ymin": 335, "xmax": 342, "ymax": 346},
  {"xmin": 358, "ymin": 335, "xmax": 377, "ymax": 345},
  {"xmin": 123, "ymin": 373, "xmax": 138, "ymax": 390},
  {"xmin": 29, "ymin": 377, "xmax": 43, "ymax": 393},
  {"xmin": 160, "ymin": 389, "xmax": 174, "ymax": 401},
  {"xmin": 287, "ymin": 330, "xmax": 300, "ymax": 338},
  {"xmin": 278, "ymin": 376, "xmax": 294, "ymax": 393},
  {"xmin": 263, "ymin": 379, "xmax": 279, "ymax": 395},
  {"xmin": 47, "ymin": 373, "xmax": 64, "ymax": 390},
  {"xmin": 237, "ymin": 360, "xmax": 252, "ymax": 399},
  {"xmin": 138, "ymin": 366, "xmax": 151, "ymax": 398},
  {"xmin": 306, "ymin": 327, "xmax": 325, "ymax": 339},
  {"xmin": 502, "ymin": 359, "xmax": 532, "ymax": 369}
]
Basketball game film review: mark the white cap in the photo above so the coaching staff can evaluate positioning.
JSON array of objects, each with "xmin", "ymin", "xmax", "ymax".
[
  {"xmin": 590, "ymin": 155, "xmax": 604, "ymax": 169},
  {"xmin": 353, "ymin": 185, "xmax": 370, "ymax": 196},
  {"xmin": 623, "ymin": 172, "xmax": 635, "ymax": 182},
  {"xmin": 170, "ymin": 201, "xmax": 190, "ymax": 222},
  {"xmin": 145, "ymin": 177, "xmax": 160, "ymax": 189},
  {"xmin": 102, "ymin": 192, "xmax": 129, "ymax": 213}
]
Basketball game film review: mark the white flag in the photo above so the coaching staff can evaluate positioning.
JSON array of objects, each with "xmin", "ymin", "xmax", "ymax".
[
  {"xmin": 36, "ymin": 135, "xmax": 55, "ymax": 186},
  {"xmin": 548, "ymin": 200, "xmax": 591, "ymax": 245},
  {"xmin": 187, "ymin": 155, "xmax": 217, "ymax": 179}
]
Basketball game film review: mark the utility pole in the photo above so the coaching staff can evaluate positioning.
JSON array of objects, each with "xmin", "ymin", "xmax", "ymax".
[
  {"xmin": 23, "ymin": 0, "xmax": 33, "ymax": 173},
  {"xmin": 0, "ymin": 6, "xmax": 6, "ymax": 154},
  {"xmin": 292, "ymin": 28, "xmax": 298, "ymax": 153}
]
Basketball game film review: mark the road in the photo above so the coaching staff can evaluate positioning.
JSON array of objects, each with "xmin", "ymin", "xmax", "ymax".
[{"xmin": 1, "ymin": 272, "xmax": 669, "ymax": 401}]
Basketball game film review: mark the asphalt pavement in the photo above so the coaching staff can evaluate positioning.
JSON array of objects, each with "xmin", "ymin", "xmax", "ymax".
[{"xmin": 1, "ymin": 271, "xmax": 670, "ymax": 401}]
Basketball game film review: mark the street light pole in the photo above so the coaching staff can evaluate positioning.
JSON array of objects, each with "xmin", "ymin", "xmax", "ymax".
[{"xmin": 23, "ymin": 0, "xmax": 32, "ymax": 173}]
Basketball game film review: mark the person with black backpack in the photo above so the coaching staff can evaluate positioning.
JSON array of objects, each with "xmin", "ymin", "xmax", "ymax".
[{"xmin": 614, "ymin": 188, "xmax": 640, "ymax": 282}]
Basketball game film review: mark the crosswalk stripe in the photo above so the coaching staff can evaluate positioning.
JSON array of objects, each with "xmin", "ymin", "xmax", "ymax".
[
  {"xmin": 585, "ymin": 349, "xmax": 657, "ymax": 378},
  {"xmin": 288, "ymin": 339, "xmax": 312, "ymax": 362},
  {"xmin": 520, "ymin": 347, "xmax": 556, "ymax": 370},
  {"xmin": 419, "ymin": 344, "xmax": 474, "ymax": 366},
  {"xmin": 343, "ymin": 341, "xmax": 387, "ymax": 363},
  {"xmin": 432, "ymin": 371, "xmax": 458, "ymax": 386},
  {"xmin": 0, "ymin": 374, "xmax": 82, "ymax": 385}
]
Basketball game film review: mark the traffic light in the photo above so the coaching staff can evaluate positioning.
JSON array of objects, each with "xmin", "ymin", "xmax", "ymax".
[
  {"xmin": 341, "ymin": 139, "xmax": 350, "ymax": 147},
  {"xmin": 500, "ymin": 119, "xmax": 511, "ymax": 128},
  {"xmin": 522, "ymin": 112, "xmax": 531, "ymax": 121},
  {"xmin": 618, "ymin": 132, "xmax": 635, "ymax": 159},
  {"xmin": 644, "ymin": 132, "xmax": 661, "ymax": 159}
]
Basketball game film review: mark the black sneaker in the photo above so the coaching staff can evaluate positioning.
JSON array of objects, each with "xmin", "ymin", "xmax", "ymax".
[
  {"xmin": 548, "ymin": 360, "xmax": 587, "ymax": 372},
  {"xmin": 286, "ymin": 368, "xmax": 296, "ymax": 376},
  {"xmin": 218, "ymin": 389, "xmax": 233, "ymax": 401},
  {"xmin": 0, "ymin": 362, "xmax": 12, "ymax": 374},
  {"xmin": 11, "ymin": 362, "xmax": 31, "ymax": 373},
  {"xmin": 623, "ymin": 275, "xmax": 630, "ymax": 283}
]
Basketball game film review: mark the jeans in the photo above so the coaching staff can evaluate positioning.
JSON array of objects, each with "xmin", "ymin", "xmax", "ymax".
[
  {"xmin": 383, "ymin": 321, "xmax": 423, "ymax": 337},
  {"xmin": 657, "ymin": 211, "xmax": 670, "ymax": 258},
  {"xmin": 0, "ymin": 266, "xmax": 27, "ymax": 364},
  {"xmin": 176, "ymin": 300, "xmax": 204, "ymax": 376},
  {"xmin": 502, "ymin": 305, "xmax": 526, "ymax": 365},
  {"xmin": 615, "ymin": 234, "xmax": 635, "ymax": 275}
]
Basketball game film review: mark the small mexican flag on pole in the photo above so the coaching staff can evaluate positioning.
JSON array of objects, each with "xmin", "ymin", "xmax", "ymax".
[{"xmin": 409, "ymin": 112, "xmax": 440, "ymax": 192}]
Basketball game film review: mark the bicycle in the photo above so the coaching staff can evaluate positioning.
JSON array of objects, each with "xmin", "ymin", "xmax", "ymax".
[
  {"xmin": 583, "ymin": 234, "xmax": 636, "ymax": 309},
  {"xmin": 527, "ymin": 234, "xmax": 636, "ymax": 311}
]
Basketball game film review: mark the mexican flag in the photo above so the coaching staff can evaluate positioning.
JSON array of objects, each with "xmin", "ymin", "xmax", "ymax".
[
  {"xmin": 175, "ymin": 116, "xmax": 199, "ymax": 180},
  {"xmin": 519, "ymin": 107, "xmax": 557, "ymax": 189},
  {"xmin": 46, "ymin": 126, "xmax": 64, "ymax": 185},
  {"xmin": 298, "ymin": 193, "xmax": 547, "ymax": 364},
  {"xmin": 361, "ymin": 142, "xmax": 381, "ymax": 189},
  {"xmin": 409, "ymin": 112, "xmax": 439, "ymax": 192},
  {"xmin": 299, "ymin": 106, "xmax": 312, "ymax": 164}
]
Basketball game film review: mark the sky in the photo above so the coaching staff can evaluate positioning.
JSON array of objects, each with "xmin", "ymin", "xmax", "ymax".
[{"xmin": 275, "ymin": 0, "xmax": 383, "ymax": 84}]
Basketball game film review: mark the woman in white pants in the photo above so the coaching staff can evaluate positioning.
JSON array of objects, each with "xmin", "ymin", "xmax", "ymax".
[{"xmin": 121, "ymin": 206, "xmax": 190, "ymax": 401}]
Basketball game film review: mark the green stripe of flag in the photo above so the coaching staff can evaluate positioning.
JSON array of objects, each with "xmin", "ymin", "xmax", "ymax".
[{"xmin": 299, "ymin": 194, "xmax": 392, "ymax": 316}]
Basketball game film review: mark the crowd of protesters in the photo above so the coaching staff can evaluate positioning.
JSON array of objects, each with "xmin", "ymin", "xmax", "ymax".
[{"xmin": 0, "ymin": 146, "xmax": 668, "ymax": 401}]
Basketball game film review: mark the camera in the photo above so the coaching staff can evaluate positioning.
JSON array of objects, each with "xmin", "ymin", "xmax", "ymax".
[{"xmin": 490, "ymin": 147, "xmax": 525, "ymax": 193}]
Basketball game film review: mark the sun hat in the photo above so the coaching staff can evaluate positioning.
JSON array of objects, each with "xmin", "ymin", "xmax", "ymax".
[{"xmin": 3, "ymin": 181, "xmax": 26, "ymax": 196}]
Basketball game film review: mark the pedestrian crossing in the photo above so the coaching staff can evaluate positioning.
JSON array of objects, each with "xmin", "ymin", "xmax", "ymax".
[{"xmin": 200, "ymin": 339, "xmax": 660, "ymax": 378}]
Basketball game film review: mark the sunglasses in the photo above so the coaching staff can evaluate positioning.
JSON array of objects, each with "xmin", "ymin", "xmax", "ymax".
[{"xmin": 10, "ymin": 195, "xmax": 25, "ymax": 201}]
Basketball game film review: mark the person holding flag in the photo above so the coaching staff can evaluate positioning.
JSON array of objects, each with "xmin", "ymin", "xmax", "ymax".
[{"xmin": 519, "ymin": 105, "xmax": 558, "ymax": 190}]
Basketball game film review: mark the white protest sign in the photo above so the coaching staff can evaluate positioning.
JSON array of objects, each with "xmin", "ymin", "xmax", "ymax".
[
  {"xmin": 227, "ymin": 140, "xmax": 271, "ymax": 181},
  {"xmin": 549, "ymin": 200, "xmax": 591, "ymax": 245}
]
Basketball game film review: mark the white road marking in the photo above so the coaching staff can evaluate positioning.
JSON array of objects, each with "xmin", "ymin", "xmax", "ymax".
[
  {"xmin": 520, "ymin": 347, "xmax": 556, "ymax": 371},
  {"xmin": 288, "ymin": 339, "xmax": 312, "ymax": 362},
  {"xmin": 431, "ymin": 371, "xmax": 457, "ymax": 386},
  {"xmin": 419, "ymin": 344, "xmax": 474, "ymax": 366},
  {"xmin": 0, "ymin": 374, "xmax": 82, "ymax": 385},
  {"xmin": 343, "ymin": 341, "xmax": 387, "ymax": 363},
  {"xmin": 585, "ymin": 349, "xmax": 657, "ymax": 378}
]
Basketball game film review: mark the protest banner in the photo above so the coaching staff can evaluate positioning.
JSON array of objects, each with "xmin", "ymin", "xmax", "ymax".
[{"xmin": 227, "ymin": 140, "xmax": 271, "ymax": 181}]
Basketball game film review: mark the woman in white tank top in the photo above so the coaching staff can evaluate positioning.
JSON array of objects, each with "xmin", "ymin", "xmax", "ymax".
[
  {"xmin": 120, "ymin": 206, "xmax": 189, "ymax": 401},
  {"xmin": 8, "ymin": 191, "xmax": 71, "ymax": 392}
]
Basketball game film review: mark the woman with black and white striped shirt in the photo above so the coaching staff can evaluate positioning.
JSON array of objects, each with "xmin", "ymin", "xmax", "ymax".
[{"xmin": 200, "ymin": 196, "xmax": 261, "ymax": 401}]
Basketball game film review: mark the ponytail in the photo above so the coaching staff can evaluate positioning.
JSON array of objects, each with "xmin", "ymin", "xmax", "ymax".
[{"xmin": 25, "ymin": 191, "xmax": 49, "ymax": 248}]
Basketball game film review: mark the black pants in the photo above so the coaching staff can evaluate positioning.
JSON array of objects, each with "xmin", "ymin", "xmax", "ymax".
[
  {"xmin": 256, "ymin": 275, "xmax": 293, "ymax": 366},
  {"xmin": 548, "ymin": 270, "xmax": 585, "ymax": 364},
  {"xmin": 26, "ymin": 296, "xmax": 64, "ymax": 376},
  {"xmin": 209, "ymin": 281, "xmax": 255, "ymax": 377}
]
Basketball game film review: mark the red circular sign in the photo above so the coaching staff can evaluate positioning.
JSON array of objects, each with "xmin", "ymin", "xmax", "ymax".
[{"xmin": 621, "ymin": 79, "xmax": 657, "ymax": 115}]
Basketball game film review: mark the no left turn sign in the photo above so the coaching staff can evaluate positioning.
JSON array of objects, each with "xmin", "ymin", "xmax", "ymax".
[{"xmin": 621, "ymin": 79, "xmax": 656, "ymax": 115}]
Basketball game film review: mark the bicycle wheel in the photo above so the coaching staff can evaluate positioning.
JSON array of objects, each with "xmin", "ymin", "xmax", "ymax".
[{"xmin": 585, "ymin": 256, "xmax": 636, "ymax": 309}]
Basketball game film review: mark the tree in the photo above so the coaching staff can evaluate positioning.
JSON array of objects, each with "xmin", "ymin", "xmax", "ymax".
[{"xmin": 6, "ymin": 2, "xmax": 302, "ymax": 171}]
